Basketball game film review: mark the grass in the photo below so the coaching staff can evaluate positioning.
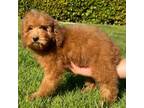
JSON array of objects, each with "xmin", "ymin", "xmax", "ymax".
[{"xmin": 18, "ymin": 20, "xmax": 126, "ymax": 108}]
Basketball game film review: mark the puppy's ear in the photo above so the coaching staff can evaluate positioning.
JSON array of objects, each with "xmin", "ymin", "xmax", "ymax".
[
  {"xmin": 54, "ymin": 30, "xmax": 65, "ymax": 47},
  {"xmin": 52, "ymin": 20, "xmax": 58, "ymax": 32},
  {"xmin": 51, "ymin": 20, "xmax": 65, "ymax": 47},
  {"xmin": 21, "ymin": 19, "xmax": 26, "ymax": 48}
]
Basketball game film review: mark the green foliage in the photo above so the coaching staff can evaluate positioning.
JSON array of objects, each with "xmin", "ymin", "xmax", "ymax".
[{"xmin": 18, "ymin": 0, "xmax": 125, "ymax": 25}]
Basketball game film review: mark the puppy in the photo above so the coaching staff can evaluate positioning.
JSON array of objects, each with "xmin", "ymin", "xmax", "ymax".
[{"xmin": 22, "ymin": 9, "xmax": 120, "ymax": 102}]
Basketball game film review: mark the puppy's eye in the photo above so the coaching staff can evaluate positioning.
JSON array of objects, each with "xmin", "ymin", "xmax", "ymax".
[
  {"xmin": 27, "ymin": 25, "xmax": 33, "ymax": 31},
  {"xmin": 39, "ymin": 25, "xmax": 48, "ymax": 31}
]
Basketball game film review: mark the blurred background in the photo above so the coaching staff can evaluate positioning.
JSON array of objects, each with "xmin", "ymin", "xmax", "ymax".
[{"xmin": 18, "ymin": 0, "xmax": 125, "ymax": 25}]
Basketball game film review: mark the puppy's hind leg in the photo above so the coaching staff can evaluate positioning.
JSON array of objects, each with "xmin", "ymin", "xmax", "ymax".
[
  {"xmin": 81, "ymin": 77, "xmax": 96, "ymax": 92},
  {"xmin": 91, "ymin": 60, "xmax": 119, "ymax": 103}
]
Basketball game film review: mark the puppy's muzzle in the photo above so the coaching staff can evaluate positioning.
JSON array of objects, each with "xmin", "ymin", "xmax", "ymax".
[{"xmin": 32, "ymin": 36, "xmax": 39, "ymax": 42}]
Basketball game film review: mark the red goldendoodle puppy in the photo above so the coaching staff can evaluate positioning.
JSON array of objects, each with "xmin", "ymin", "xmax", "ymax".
[{"xmin": 22, "ymin": 9, "xmax": 120, "ymax": 102}]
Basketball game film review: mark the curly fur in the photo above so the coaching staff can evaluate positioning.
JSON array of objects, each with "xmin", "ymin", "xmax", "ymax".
[{"xmin": 22, "ymin": 9, "xmax": 121, "ymax": 102}]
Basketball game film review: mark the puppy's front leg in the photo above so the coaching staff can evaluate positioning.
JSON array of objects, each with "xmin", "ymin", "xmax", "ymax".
[
  {"xmin": 29, "ymin": 76, "xmax": 55, "ymax": 100},
  {"xmin": 29, "ymin": 71, "xmax": 62, "ymax": 100}
]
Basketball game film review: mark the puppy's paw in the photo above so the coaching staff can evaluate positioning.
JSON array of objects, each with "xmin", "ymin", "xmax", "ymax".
[
  {"xmin": 81, "ymin": 83, "xmax": 96, "ymax": 93},
  {"xmin": 27, "ymin": 92, "xmax": 38, "ymax": 101}
]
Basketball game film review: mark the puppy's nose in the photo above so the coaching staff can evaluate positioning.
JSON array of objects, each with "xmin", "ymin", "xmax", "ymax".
[{"xmin": 33, "ymin": 36, "xmax": 39, "ymax": 42}]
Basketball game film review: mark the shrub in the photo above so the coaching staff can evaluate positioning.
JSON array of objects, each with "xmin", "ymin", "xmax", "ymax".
[{"xmin": 18, "ymin": 0, "xmax": 126, "ymax": 25}]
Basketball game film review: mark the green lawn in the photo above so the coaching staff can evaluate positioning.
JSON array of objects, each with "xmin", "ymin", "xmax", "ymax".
[{"xmin": 18, "ymin": 22, "xmax": 126, "ymax": 108}]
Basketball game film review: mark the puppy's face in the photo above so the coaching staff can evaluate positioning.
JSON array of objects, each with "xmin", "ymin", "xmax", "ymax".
[{"xmin": 22, "ymin": 10, "xmax": 55, "ymax": 51}]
